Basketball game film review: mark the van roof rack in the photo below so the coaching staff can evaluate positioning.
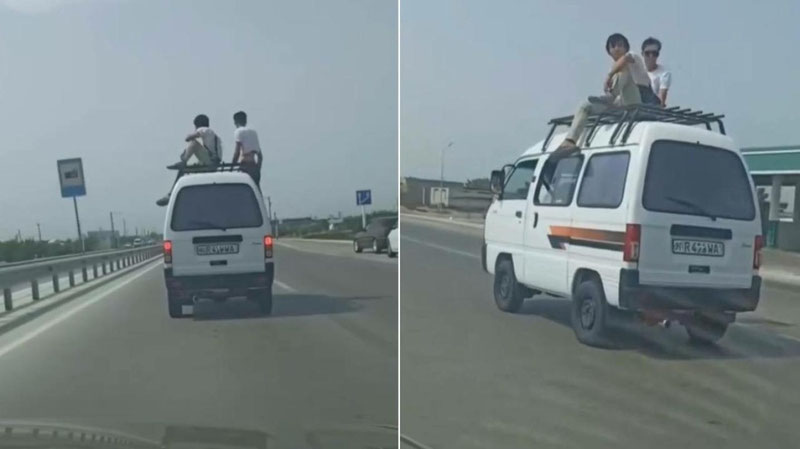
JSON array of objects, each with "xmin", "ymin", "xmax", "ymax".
[
  {"xmin": 169, "ymin": 163, "xmax": 250, "ymax": 174},
  {"xmin": 541, "ymin": 104, "xmax": 726, "ymax": 151}
]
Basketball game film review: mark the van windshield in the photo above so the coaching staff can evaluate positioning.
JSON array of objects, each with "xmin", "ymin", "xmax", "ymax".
[
  {"xmin": 643, "ymin": 141, "xmax": 755, "ymax": 220},
  {"xmin": 171, "ymin": 184, "xmax": 263, "ymax": 231}
]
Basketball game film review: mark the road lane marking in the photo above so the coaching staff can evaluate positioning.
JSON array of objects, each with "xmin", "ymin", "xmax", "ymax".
[
  {"xmin": 276, "ymin": 240, "xmax": 396, "ymax": 264},
  {"xmin": 274, "ymin": 279, "xmax": 297, "ymax": 292},
  {"xmin": 402, "ymin": 236, "xmax": 480, "ymax": 260},
  {"xmin": 0, "ymin": 261, "xmax": 160, "ymax": 361},
  {"xmin": 402, "ymin": 213, "xmax": 484, "ymax": 229}
]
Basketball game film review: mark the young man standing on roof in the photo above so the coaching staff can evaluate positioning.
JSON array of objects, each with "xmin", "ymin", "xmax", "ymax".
[
  {"xmin": 156, "ymin": 114, "xmax": 223, "ymax": 206},
  {"xmin": 642, "ymin": 37, "xmax": 672, "ymax": 107},
  {"xmin": 231, "ymin": 111, "xmax": 263, "ymax": 189},
  {"xmin": 554, "ymin": 33, "xmax": 660, "ymax": 156}
]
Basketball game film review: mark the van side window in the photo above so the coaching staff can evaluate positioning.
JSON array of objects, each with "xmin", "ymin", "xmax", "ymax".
[
  {"xmin": 577, "ymin": 152, "xmax": 631, "ymax": 208},
  {"xmin": 502, "ymin": 159, "xmax": 538, "ymax": 200},
  {"xmin": 535, "ymin": 156, "xmax": 583, "ymax": 206}
]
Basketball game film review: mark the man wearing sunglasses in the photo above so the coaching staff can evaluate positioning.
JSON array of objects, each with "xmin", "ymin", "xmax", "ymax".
[{"xmin": 642, "ymin": 37, "xmax": 671, "ymax": 106}]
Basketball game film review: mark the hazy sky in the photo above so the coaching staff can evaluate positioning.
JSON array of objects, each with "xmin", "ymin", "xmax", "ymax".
[
  {"xmin": 0, "ymin": 0, "xmax": 397, "ymax": 240},
  {"xmin": 401, "ymin": 0, "xmax": 800, "ymax": 182}
]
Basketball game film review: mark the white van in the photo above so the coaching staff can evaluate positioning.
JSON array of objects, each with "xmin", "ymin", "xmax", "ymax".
[
  {"xmin": 483, "ymin": 106, "xmax": 763, "ymax": 345},
  {"xmin": 162, "ymin": 169, "xmax": 274, "ymax": 318}
]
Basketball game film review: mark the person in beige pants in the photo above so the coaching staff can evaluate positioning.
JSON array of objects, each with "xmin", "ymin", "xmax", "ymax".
[{"xmin": 552, "ymin": 33, "xmax": 658, "ymax": 160}]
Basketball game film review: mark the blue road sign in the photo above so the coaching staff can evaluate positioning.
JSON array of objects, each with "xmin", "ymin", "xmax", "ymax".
[
  {"xmin": 57, "ymin": 158, "xmax": 87, "ymax": 198},
  {"xmin": 356, "ymin": 189, "xmax": 372, "ymax": 206}
]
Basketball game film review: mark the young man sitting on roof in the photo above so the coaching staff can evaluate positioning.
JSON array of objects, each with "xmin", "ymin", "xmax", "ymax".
[
  {"xmin": 156, "ymin": 114, "xmax": 223, "ymax": 206},
  {"xmin": 552, "ymin": 33, "xmax": 660, "ymax": 160}
]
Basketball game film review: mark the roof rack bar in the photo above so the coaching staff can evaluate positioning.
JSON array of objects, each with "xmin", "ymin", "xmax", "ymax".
[
  {"xmin": 620, "ymin": 108, "xmax": 640, "ymax": 144},
  {"xmin": 609, "ymin": 110, "xmax": 630, "ymax": 145},
  {"xmin": 541, "ymin": 123, "xmax": 557, "ymax": 153}
]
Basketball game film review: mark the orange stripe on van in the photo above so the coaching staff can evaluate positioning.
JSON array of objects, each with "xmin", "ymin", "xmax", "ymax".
[{"xmin": 549, "ymin": 226, "xmax": 625, "ymax": 244}]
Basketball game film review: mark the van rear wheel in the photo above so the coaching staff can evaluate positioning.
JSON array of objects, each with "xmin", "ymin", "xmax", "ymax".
[
  {"xmin": 493, "ymin": 259, "xmax": 524, "ymax": 313},
  {"xmin": 250, "ymin": 288, "xmax": 273, "ymax": 316},
  {"xmin": 571, "ymin": 280, "xmax": 610, "ymax": 346},
  {"xmin": 686, "ymin": 314, "xmax": 728, "ymax": 345},
  {"xmin": 167, "ymin": 292, "xmax": 184, "ymax": 319},
  {"xmin": 353, "ymin": 240, "xmax": 363, "ymax": 253}
]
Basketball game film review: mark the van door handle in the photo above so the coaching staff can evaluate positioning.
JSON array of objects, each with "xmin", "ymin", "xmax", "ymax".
[
  {"xmin": 515, "ymin": 211, "xmax": 522, "ymax": 218},
  {"xmin": 533, "ymin": 212, "xmax": 539, "ymax": 228}
]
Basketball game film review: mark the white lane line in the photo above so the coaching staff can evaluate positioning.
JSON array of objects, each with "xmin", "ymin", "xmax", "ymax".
[
  {"xmin": 402, "ymin": 236, "xmax": 481, "ymax": 260},
  {"xmin": 274, "ymin": 279, "xmax": 297, "ymax": 293},
  {"xmin": 0, "ymin": 262, "xmax": 160, "ymax": 361}
]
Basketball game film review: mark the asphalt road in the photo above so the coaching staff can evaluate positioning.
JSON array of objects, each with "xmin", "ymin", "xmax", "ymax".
[
  {"xmin": 0, "ymin": 239, "xmax": 397, "ymax": 448},
  {"xmin": 401, "ymin": 216, "xmax": 800, "ymax": 449}
]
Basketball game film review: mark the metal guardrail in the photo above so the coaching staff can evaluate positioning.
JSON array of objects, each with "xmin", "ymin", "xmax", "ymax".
[{"xmin": 0, "ymin": 245, "xmax": 161, "ymax": 312}]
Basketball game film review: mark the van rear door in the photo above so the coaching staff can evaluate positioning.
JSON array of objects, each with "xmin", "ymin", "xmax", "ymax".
[
  {"xmin": 637, "ymin": 141, "xmax": 758, "ymax": 289},
  {"xmin": 170, "ymin": 183, "xmax": 267, "ymax": 277}
]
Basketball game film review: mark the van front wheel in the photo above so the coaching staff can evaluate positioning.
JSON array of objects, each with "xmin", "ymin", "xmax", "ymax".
[
  {"xmin": 571, "ymin": 280, "xmax": 609, "ymax": 346},
  {"xmin": 493, "ymin": 259, "xmax": 524, "ymax": 313}
]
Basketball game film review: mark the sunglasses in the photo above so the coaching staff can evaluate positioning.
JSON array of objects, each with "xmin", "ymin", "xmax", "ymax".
[{"xmin": 644, "ymin": 50, "xmax": 660, "ymax": 57}]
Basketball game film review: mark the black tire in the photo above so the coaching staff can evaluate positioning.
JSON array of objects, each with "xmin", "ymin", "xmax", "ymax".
[
  {"xmin": 686, "ymin": 314, "xmax": 728, "ymax": 345},
  {"xmin": 571, "ymin": 280, "xmax": 610, "ymax": 346},
  {"xmin": 251, "ymin": 288, "xmax": 273, "ymax": 316},
  {"xmin": 167, "ymin": 293, "xmax": 184, "ymax": 319},
  {"xmin": 493, "ymin": 259, "xmax": 525, "ymax": 313},
  {"xmin": 372, "ymin": 239, "xmax": 382, "ymax": 254},
  {"xmin": 353, "ymin": 240, "xmax": 363, "ymax": 253}
]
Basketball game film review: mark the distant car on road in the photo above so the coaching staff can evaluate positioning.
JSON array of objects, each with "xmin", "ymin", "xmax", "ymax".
[
  {"xmin": 353, "ymin": 217, "xmax": 397, "ymax": 254},
  {"xmin": 387, "ymin": 224, "xmax": 398, "ymax": 258},
  {"xmin": 133, "ymin": 237, "xmax": 143, "ymax": 247},
  {"xmin": 124, "ymin": 243, "xmax": 132, "ymax": 248},
  {"xmin": 162, "ymin": 168, "xmax": 274, "ymax": 318}
]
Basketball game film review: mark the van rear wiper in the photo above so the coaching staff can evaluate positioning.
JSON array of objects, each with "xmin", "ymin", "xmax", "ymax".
[{"xmin": 664, "ymin": 196, "xmax": 717, "ymax": 221}]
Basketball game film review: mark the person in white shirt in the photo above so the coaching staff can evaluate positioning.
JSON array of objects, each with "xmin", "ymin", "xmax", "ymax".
[
  {"xmin": 156, "ymin": 114, "xmax": 224, "ymax": 206},
  {"xmin": 231, "ymin": 111, "xmax": 263, "ymax": 188},
  {"xmin": 555, "ymin": 33, "xmax": 660, "ymax": 155},
  {"xmin": 642, "ymin": 37, "xmax": 672, "ymax": 106}
]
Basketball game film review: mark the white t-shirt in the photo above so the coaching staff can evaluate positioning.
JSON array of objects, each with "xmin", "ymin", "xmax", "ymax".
[
  {"xmin": 648, "ymin": 64, "xmax": 672, "ymax": 94},
  {"xmin": 626, "ymin": 52, "xmax": 652, "ymax": 87},
  {"xmin": 234, "ymin": 126, "xmax": 262, "ymax": 157},
  {"xmin": 195, "ymin": 127, "xmax": 222, "ymax": 161}
]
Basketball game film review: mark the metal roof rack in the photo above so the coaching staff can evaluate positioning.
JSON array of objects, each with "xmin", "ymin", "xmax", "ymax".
[
  {"xmin": 541, "ymin": 104, "xmax": 726, "ymax": 151},
  {"xmin": 169, "ymin": 163, "xmax": 249, "ymax": 174}
]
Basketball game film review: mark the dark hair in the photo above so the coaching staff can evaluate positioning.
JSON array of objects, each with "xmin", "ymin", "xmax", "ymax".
[
  {"xmin": 605, "ymin": 33, "xmax": 630, "ymax": 53},
  {"xmin": 193, "ymin": 114, "xmax": 210, "ymax": 128},
  {"xmin": 233, "ymin": 111, "xmax": 247, "ymax": 126},
  {"xmin": 642, "ymin": 37, "xmax": 662, "ymax": 52}
]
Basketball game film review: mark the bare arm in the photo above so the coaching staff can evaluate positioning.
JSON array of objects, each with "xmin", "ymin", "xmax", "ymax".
[
  {"xmin": 232, "ymin": 141, "xmax": 242, "ymax": 164},
  {"xmin": 185, "ymin": 131, "xmax": 201, "ymax": 142},
  {"xmin": 608, "ymin": 53, "xmax": 634, "ymax": 78},
  {"xmin": 659, "ymin": 89, "xmax": 669, "ymax": 106}
]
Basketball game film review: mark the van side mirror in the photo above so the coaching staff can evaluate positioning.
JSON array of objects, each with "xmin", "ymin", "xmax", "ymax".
[{"xmin": 490, "ymin": 170, "xmax": 504, "ymax": 195}]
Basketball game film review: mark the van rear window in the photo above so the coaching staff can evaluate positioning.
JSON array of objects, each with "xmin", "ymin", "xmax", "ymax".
[
  {"xmin": 643, "ymin": 141, "xmax": 755, "ymax": 221},
  {"xmin": 171, "ymin": 184, "xmax": 263, "ymax": 231}
]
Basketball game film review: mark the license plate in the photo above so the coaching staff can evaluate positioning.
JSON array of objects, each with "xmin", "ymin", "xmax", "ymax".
[
  {"xmin": 195, "ymin": 243, "xmax": 239, "ymax": 256},
  {"xmin": 672, "ymin": 239, "xmax": 724, "ymax": 257}
]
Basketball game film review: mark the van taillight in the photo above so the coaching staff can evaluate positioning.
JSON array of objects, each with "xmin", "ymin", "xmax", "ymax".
[
  {"xmin": 264, "ymin": 235, "xmax": 273, "ymax": 259},
  {"xmin": 754, "ymin": 235, "xmax": 764, "ymax": 269},
  {"xmin": 624, "ymin": 224, "xmax": 641, "ymax": 262},
  {"xmin": 163, "ymin": 240, "xmax": 173, "ymax": 264}
]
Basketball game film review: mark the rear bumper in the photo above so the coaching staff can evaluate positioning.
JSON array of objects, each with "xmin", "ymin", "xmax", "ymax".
[
  {"xmin": 618, "ymin": 269, "xmax": 761, "ymax": 312},
  {"xmin": 164, "ymin": 263, "xmax": 274, "ymax": 299}
]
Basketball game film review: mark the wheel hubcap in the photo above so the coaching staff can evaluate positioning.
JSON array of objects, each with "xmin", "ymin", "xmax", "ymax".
[{"xmin": 580, "ymin": 297, "xmax": 596, "ymax": 329}]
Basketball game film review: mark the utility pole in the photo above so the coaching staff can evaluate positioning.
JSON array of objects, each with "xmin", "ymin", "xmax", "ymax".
[
  {"xmin": 109, "ymin": 212, "xmax": 117, "ymax": 249},
  {"xmin": 267, "ymin": 196, "xmax": 273, "ymax": 231},
  {"xmin": 36, "ymin": 223, "xmax": 42, "ymax": 241},
  {"xmin": 123, "ymin": 218, "xmax": 127, "ymax": 237},
  {"xmin": 439, "ymin": 141, "xmax": 454, "ymax": 211}
]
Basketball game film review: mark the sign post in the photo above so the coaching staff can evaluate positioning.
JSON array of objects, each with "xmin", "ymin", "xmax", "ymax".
[
  {"xmin": 356, "ymin": 189, "xmax": 372, "ymax": 229},
  {"xmin": 57, "ymin": 158, "xmax": 87, "ymax": 253}
]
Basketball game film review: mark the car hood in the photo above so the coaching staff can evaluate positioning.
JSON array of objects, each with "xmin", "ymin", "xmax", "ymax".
[{"xmin": 0, "ymin": 420, "xmax": 430, "ymax": 449}]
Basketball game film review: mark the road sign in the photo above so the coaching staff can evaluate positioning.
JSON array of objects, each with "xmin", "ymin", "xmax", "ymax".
[
  {"xmin": 57, "ymin": 158, "xmax": 86, "ymax": 198},
  {"xmin": 356, "ymin": 189, "xmax": 372, "ymax": 206}
]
